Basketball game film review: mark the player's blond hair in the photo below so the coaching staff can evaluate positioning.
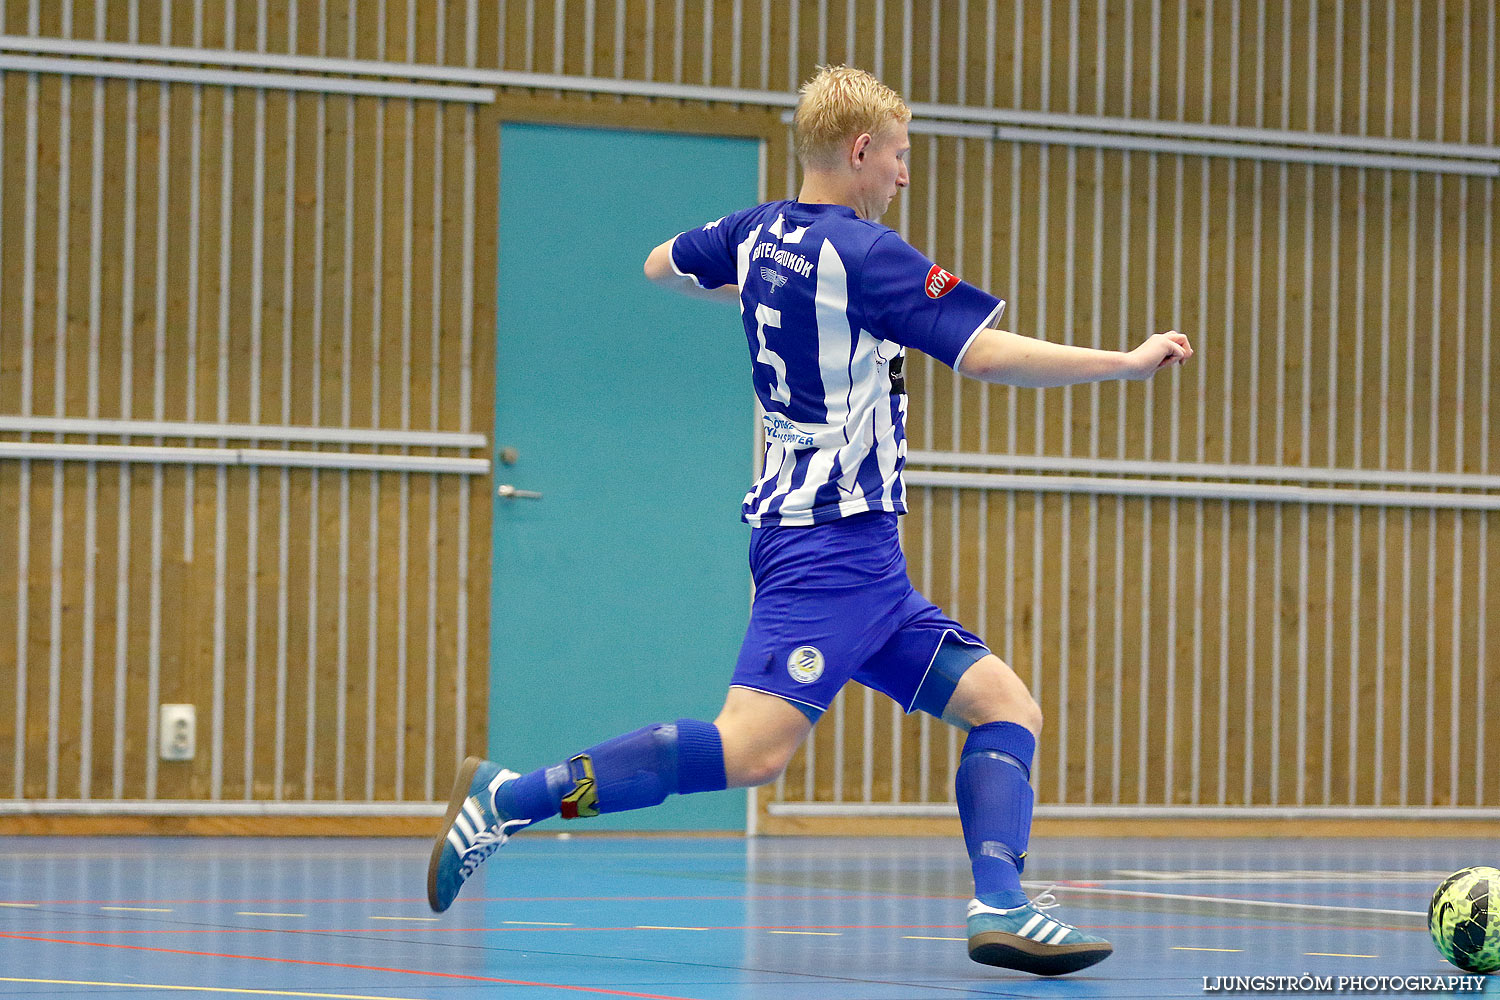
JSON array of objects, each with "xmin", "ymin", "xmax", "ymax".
[{"xmin": 793, "ymin": 65, "xmax": 912, "ymax": 167}]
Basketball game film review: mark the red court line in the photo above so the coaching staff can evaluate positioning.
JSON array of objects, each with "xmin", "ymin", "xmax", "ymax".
[
  {"xmin": 16, "ymin": 921, "xmax": 1425, "ymax": 935},
  {"xmin": 2, "ymin": 893, "xmax": 914, "ymax": 906},
  {"xmin": 0, "ymin": 932, "xmax": 701, "ymax": 1000}
]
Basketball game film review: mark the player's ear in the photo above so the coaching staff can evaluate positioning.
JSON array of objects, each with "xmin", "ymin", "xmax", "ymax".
[{"xmin": 850, "ymin": 133, "xmax": 873, "ymax": 169}]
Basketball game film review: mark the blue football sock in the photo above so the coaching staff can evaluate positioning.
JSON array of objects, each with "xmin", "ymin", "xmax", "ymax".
[
  {"xmin": 494, "ymin": 719, "xmax": 726, "ymax": 823},
  {"xmin": 955, "ymin": 721, "xmax": 1036, "ymax": 910}
]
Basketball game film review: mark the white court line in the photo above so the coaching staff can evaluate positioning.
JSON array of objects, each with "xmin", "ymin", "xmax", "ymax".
[
  {"xmin": 0, "ymin": 978, "xmax": 428, "ymax": 1000},
  {"xmin": 1108, "ymin": 868, "xmax": 1454, "ymax": 882},
  {"xmin": 101, "ymin": 906, "xmax": 174, "ymax": 913},
  {"xmin": 1059, "ymin": 884, "xmax": 1425, "ymax": 919}
]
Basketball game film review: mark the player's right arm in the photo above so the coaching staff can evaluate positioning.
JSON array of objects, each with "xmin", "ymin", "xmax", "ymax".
[
  {"xmin": 955, "ymin": 328, "xmax": 1192, "ymax": 387},
  {"xmin": 644, "ymin": 238, "xmax": 741, "ymax": 303}
]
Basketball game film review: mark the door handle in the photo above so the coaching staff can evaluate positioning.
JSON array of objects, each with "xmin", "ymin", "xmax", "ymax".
[{"xmin": 496, "ymin": 484, "xmax": 543, "ymax": 499}]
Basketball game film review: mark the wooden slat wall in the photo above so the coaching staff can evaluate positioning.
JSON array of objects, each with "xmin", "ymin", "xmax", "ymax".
[
  {"xmin": 0, "ymin": 1, "xmax": 1495, "ymax": 822},
  {"xmin": 0, "ymin": 0, "xmax": 493, "ymax": 806}
]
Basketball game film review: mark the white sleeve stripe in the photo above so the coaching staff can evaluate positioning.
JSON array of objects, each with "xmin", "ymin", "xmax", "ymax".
[{"xmin": 952, "ymin": 298, "xmax": 1006, "ymax": 371}]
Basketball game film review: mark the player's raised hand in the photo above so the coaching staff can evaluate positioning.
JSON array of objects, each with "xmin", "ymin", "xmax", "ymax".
[{"xmin": 1123, "ymin": 331, "xmax": 1193, "ymax": 381}]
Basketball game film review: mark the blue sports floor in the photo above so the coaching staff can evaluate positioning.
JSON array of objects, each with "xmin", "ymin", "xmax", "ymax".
[{"xmin": 0, "ymin": 834, "xmax": 1487, "ymax": 998}]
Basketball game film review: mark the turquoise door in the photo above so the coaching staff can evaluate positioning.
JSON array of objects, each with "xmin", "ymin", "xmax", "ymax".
[{"xmin": 492, "ymin": 124, "xmax": 759, "ymax": 830}]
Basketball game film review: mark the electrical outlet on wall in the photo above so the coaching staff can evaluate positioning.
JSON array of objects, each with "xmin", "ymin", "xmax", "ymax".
[{"xmin": 159, "ymin": 704, "xmax": 196, "ymax": 761}]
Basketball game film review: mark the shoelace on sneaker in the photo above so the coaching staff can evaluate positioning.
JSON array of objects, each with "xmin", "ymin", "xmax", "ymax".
[
  {"xmin": 456, "ymin": 818, "xmax": 530, "ymax": 880},
  {"xmin": 1027, "ymin": 887, "xmax": 1081, "ymax": 932},
  {"xmin": 1031, "ymin": 887, "xmax": 1059, "ymax": 910}
]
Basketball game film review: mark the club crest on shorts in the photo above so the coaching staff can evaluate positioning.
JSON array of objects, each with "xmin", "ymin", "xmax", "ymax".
[{"xmin": 787, "ymin": 646, "xmax": 825, "ymax": 684}]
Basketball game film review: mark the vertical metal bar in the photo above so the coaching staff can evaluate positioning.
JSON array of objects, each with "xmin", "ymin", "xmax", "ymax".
[
  {"xmin": 729, "ymin": 0, "xmax": 741, "ymax": 87},
  {"xmin": 211, "ymin": 3, "xmax": 237, "ymax": 799},
  {"xmin": 1265, "ymin": 0, "xmax": 1290, "ymax": 806},
  {"xmin": 244, "ymin": 3, "xmax": 270, "ymax": 800},
  {"xmin": 521, "ymin": 0, "xmax": 533, "ymax": 72},
  {"xmin": 501, "ymin": 0, "xmax": 513, "ymax": 69},
  {"xmin": 1237, "ymin": 3, "xmax": 1266, "ymax": 809},
  {"xmin": 184, "ymin": 1, "xmax": 203, "ymax": 565},
  {"xmin": 393, "ymin": 0, "xmax": 416, "ymax": 802},
  {"xmin": 583, "ymin": 0, "xmax": 595, "ymax": 77},
  {"xmin": 701, "ymin": 0, "xmax": 712, "ymax": 85},
  {"xmin": 144, "ymin": 0, "xmax": 173, "ymax": 802},
  {"xmin": 643, "ymin": 0, "xmax": 655, "ymax": 82},
  {"xmin": 365, "ymin": 7, "xmax": 387, "ymax": 802},
  {"xmin": 425, "ymin": 0, "xmax": 447, "ymax": 803},
  {"xmin": 11, "ymin": 5, "xmax": 36, "ymax": 802},
  {"xmin": 815, "ymin": 0, "xmax": 827, "ymax": 65},
  {"xmin": 1290, "ymin": 0, "xmax": 1315, "ymax": 809},
  {"xmin": 1320, "ymin": 0, "xmax": 1344, "ymax": 807},
  {"xmin": 552, "ymin": 0, "xmax": 564, "ymax": 74},
  {"xmin": 272, "ymin": 0, "xmax": 298, "ymax": 802},
  {"xmin": 1160, "ymin": 0, "xmax": 1187, "ymax": 807},
  {"xmin": 1189, "ymin": 0, "xmax": 1212, "ymax": 808},
  {"xmin": 456, "ymin": 0, "xmax": 478, "ymax": 776},
  {"xmin": 1347, "ymin": 0, "xmax": 1369, "ymax": 805},
  {"xmin": 111, "ymin": 5, "xmax": 142, "ymax": 801},
  {"xmin": 1079, "ymin": 0, "xmax": 1103, "ymax": 806},
  {"xmin": 613, "ymin": 0, "xmax": 625, "ymax": 79},
  {"xmin": 0, "ymin": 2, "xmax": 4, "ymax": 779},
  {"xmin": 1217, "ymin": 1, "xmax": 1239, "ymax": 807},
  {"xmin": 1448, "ymin": 0, "xmax": 1470, "ymax": 808},
  {"xmin": 305, "ymin": 3, "xmax": 330, "ymax": 802},
  {"xmin": 336, "ymin": 2, "xmax": 356, "ymax": 801},
  {"xmin": 47, "ymin": 7, "xmax": 75, "ymax": 800},
  {"xmin": 1425, "ymin": 4, "xmax": 1447, "ymax": 808},
  {"xmin": 1367, "ymin": 0, "xmax": 1400, "ymax": 812},
  {"xmin": 921, "ymin": 123, "xmax": 938, "ymax": 798},
  {"xmin": 673, "ymin": 0, "xmax": 684, "ymax": 82},
  {"xmin": 846, "ymin": 0, "xmax": 856, "ymax": 62},
  {"xmin": 1396, "ymin": 2, "xmax": 1423, "ymax": 808},
  {"xmin": 759, "ymin": 0, "xmax": 769, "ymax": 90},
  {"xmin": 81, "ymin": 1, "xmax": 109, "ymax": 800},
  {"xmin": 1477, "ymin": 1, "xmax": 1495, "ymax": 805},
  {"xmin": 1112, "ymin": 0, "xmax": 1134, "ymax": 806}
]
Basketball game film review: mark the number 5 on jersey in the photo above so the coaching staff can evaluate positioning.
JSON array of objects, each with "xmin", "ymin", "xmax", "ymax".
[{"xmin": 754, "ymin": 303, "xmax": 791, "ymax": 405}]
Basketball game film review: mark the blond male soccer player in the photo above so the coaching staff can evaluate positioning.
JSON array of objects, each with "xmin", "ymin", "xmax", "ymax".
[{"xmin": 428, "ymin": 66, "xmax": 1192, "ymax": 977}]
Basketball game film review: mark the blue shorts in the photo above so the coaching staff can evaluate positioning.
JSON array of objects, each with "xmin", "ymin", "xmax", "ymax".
[{"xmin": 730, "ymin": 511, "xmax": 989, "ymax": 721}]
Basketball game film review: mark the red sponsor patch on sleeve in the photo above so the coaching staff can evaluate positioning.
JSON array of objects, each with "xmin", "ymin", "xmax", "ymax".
[{"xmin": 925, "ymin": 264, "xmax": 959, "ymax": 299}]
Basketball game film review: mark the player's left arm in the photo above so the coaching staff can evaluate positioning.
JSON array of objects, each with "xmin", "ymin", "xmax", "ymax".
[
  {"xmin": 956, "ymin": 328, "xmax": 1193, "ymax": 387},
  {"xmin": 644, "ymin": 239, "xmax": 742, "ymax": 303}
]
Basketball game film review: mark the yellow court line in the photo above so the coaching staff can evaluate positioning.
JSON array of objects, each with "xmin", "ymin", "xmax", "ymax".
[
  {"xmin": 236, "ymin": 912, "xmax": 306, "ymax": 918},
  {"xmin": 768, "ymin": 930, "xmax": 841, "ymax": 937},
  {"xmin": 634, "ymin": 925, "xmax": 707, "ymax": 931},
  {"xmin": 0, "ymin": 978, "xmax": 430, "ymax": 1000},
  {"xmin": 0, "ymin": 902, "xmax": 39, "ymax": 908},
  {"xmin": 903, "ymin": 936, "xmax": 966, "ymax": 942},
  {"xmin": 1306, "ymin": 952, "xmax": 1379, "ymax": 959},
  {"xmin": 102, "ymin": 906, "xmax": 175, "ymax": 913},
  {"xmin": 1173, "ymin": 946, "xmax": 1244, "ymax": 953}
]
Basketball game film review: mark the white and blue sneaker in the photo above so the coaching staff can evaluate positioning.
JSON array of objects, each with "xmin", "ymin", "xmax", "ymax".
[
  {"xmin": 966, "ymin": 890, "xmax": 1113, "ymax": 976},
  {"xmin": 427, "ymin": 757, "xmax": 530, "ymax": 913}
]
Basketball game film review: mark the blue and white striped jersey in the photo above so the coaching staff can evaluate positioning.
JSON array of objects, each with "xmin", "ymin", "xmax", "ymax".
[{"xmin": 671, "ymin": 200, "xmax": 1004, "ymax": 527}]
